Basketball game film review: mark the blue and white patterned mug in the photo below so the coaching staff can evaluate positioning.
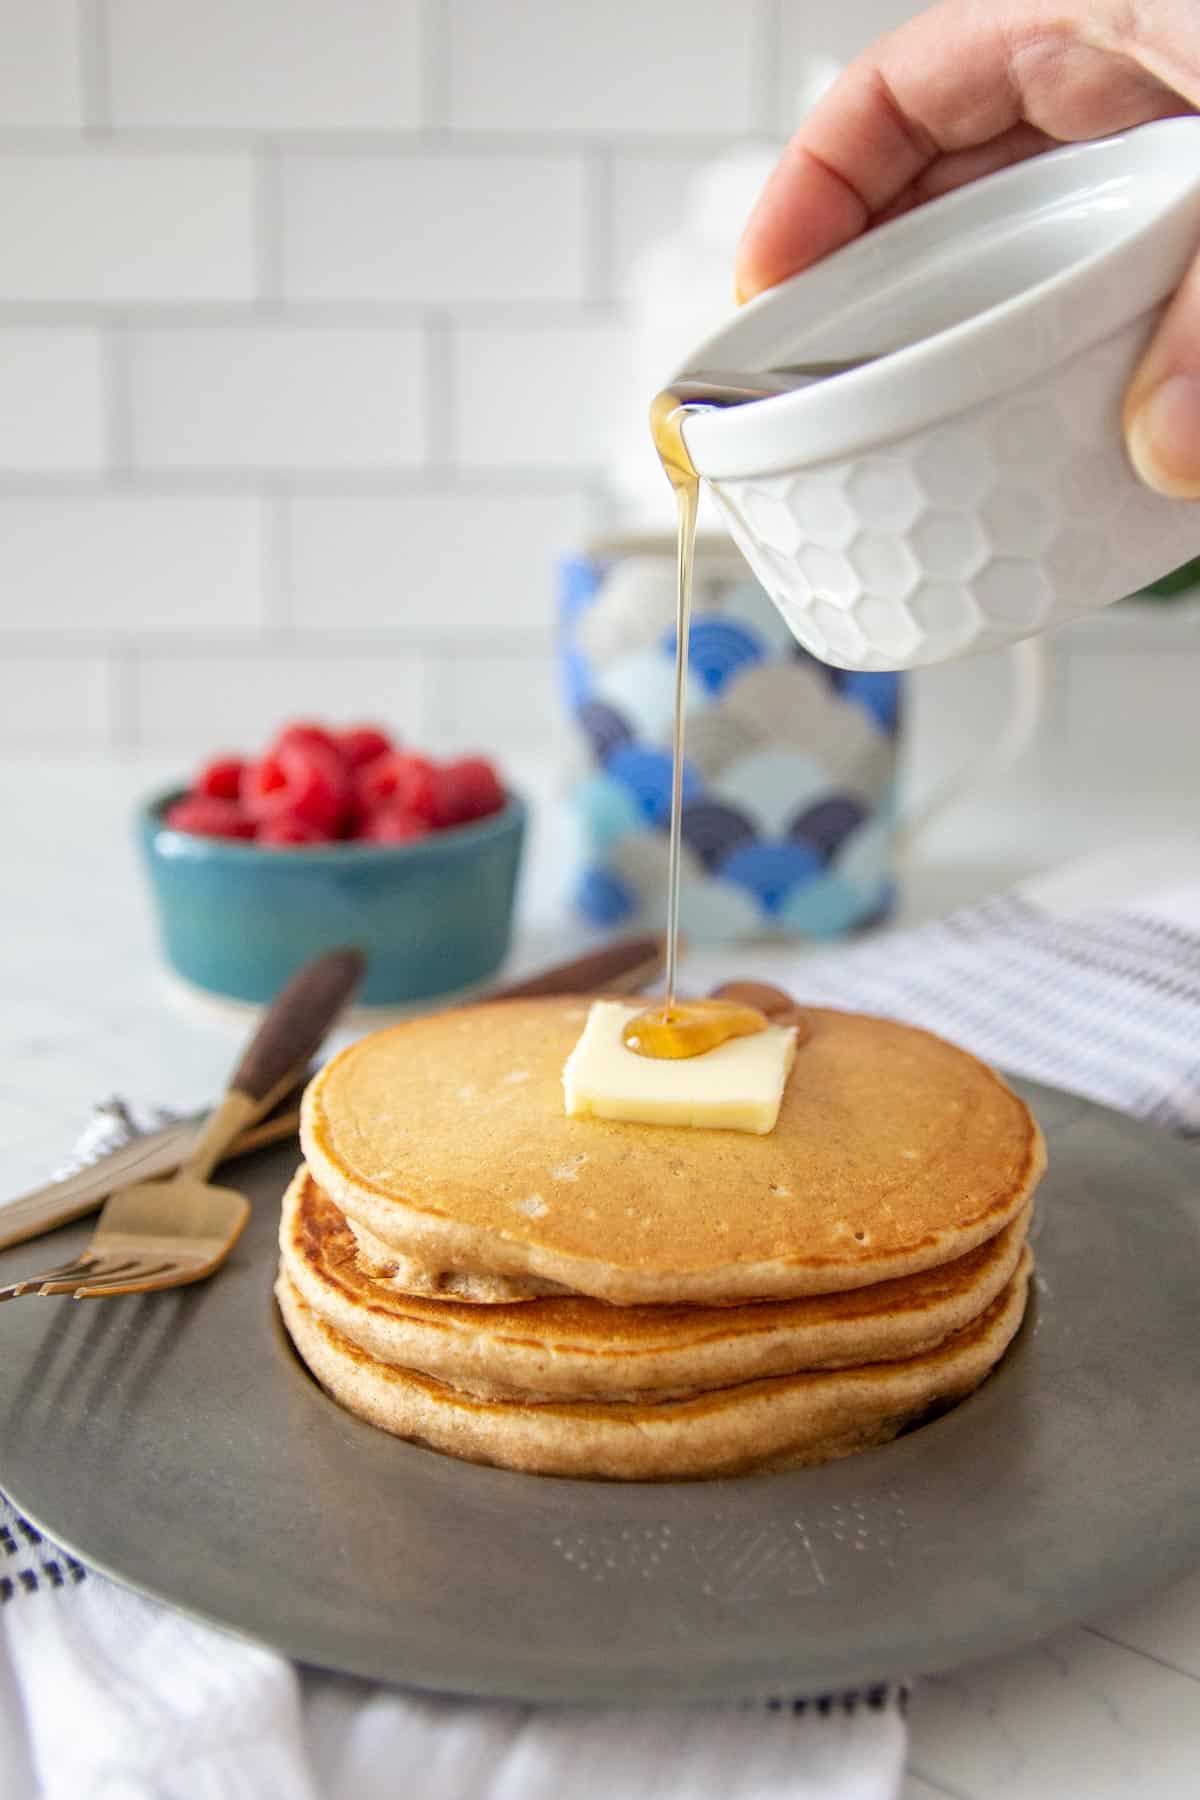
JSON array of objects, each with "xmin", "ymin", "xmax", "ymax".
[{"xmin": 559, "ymin": 539, "xmax": 904, "ymax": 944}]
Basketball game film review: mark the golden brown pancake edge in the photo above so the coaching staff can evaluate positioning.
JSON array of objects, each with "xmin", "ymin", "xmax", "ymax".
[
  {"xmin": 279, "ymin": 1163, "xmax": 1033, "ymax": 1401},
  {"xmin": 275, "ymin": 1248, "xmax": 1033, "ymax": 1481},
  {"xmin": 302, "ymin": 998, "xmax": 1046, "ymax": 1304}
]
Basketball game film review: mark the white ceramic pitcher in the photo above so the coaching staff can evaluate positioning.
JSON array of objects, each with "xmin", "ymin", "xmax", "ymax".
[{"xmin": 673, "ymin": 119, "xmax": 1200, "ymax": 672}]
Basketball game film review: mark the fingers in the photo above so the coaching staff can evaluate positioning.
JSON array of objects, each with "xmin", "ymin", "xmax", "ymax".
[
  {"xmin": 1125, "ymin": 254, "xmax": 1200, "ymax": 498},
  {"xmin": 870, "ymin": 123, "xmax": 1057, "ymax": 230},
  {"xmin": 735, "ymin": 1, "xmax": 1198, "ymax": 304},
  {"xmin": 737, "ymin": 1, "xmax": 1021, "ymax": 300}
]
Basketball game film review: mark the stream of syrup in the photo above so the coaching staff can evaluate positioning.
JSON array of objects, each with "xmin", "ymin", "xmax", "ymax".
[{"xmin": 620, "ymin": 388, "xmax": 769, "ymax": 1062}]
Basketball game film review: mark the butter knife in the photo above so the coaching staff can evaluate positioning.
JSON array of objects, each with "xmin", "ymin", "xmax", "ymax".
[{"xmin": 0, "ymin": 935, "xmax": 665, "ymax": 1254}]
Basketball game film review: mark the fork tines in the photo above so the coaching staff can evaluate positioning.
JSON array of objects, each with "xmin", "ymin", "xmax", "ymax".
[{"xmin": 0, "ymin": 1253, "xmax": 154, "ymax": 1302}]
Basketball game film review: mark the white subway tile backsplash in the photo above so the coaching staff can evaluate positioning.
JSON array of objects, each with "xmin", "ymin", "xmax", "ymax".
[
  {"xmin": 608, "ymin": 151, "xmax": 716, "ymax": 299},
  {"xmin": 0, "ymin": 330, "xmax": 106, "ymax": 471},
  {"xmin": 453, "ymin": 323, "xmax": 627, "ymax": 471},
  {"xmin": 0, "ymin": 657, "xmax": 112, "ymax": 746},
  {"xmin": 0, "ymin": 0, "xmax": 81, "ymax": 127},
  {"xmin": 106, "ymin": 0, "xmax": 423, "ymax": 130},
  {"xmin": 0, "ymin": 0, "xmax": 1186, "ymax": 773},
  {"xmin": 447, "ymin": 0, "xmax": 760, "ymax": 134},
  {"xmin": 128, "ymin": 327, "xmax": 426, "ymax": 471},
  {"xmin": 434, "ymin": 650, "xmax": 558, "ymax": 751},
  {"xmin": 775, "ymin": 1, "xmax": 918, "ymax": 131},
  {"xmin": 0, "ymin": 497, "xmax": 264, "ymax": 632},
  {"xmin": 280, "ymin": 152, "xmax": 588, "ymax": 304},
  {"xmin": 133, "ymin": 650, "xmax": 428, "ymax": 750},
  {"xmin": 0, "ymin": 152, "xmax": 256, "ymax": 305},
  {"xmin": 287, "ymin": 490, "xmax": 592, "ymax": 632}
]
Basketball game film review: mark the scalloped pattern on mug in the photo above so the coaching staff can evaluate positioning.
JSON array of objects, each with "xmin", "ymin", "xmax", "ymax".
[
  {"xmin": 834, "ymin": 815, "xmax": 897, "ymax": 894},
  {"xmin": 787, "ymin": 794, "xmax": 869, "ymax": 862},
  {"xmin": 610, "ymin": 827, "xmax": 704, "ymax": 899},
  {"xmin": 660, "ymin": 615, "xmax": 765, "ymax": 697},
  {"xmin": 576, "ymin": 698, "xmax": 633, "ymax": 766},
  {"xmin": 836, "ymin": 669, "xmax": 902, "ymax": 735},
  {"xmin": 570, "ymin": 773, "xmax": 645, "ymax": 856},
  {"xmin": 574, "ymin": 865, "xmax": 638, "ymax": 928},
  {"xmin": 711, "ymin": 748, "xmax": 833, "ymax": 838},
  {"xmin": 682, "ymin": 711, "xmax": 767, "ymax": 781},
  {"xmin": 593, "ymin": 647, "xmax": 709, "ymax": 744},
  {"xmin": 677, "ymin": 875, "xmax": 768, "ymax": 944},
  {"xmin": 607, "ymin": 746, "xmax": 703, "ymax": 826},
  {"xmin": 679, "ymin": 799, "xmax": 757, "ymax": 872},
  {"xmin": 720, "ymin": 578, "xmax": 804, "ymax": 658},
  {"xmin": 559, "ymin": 549, "xmax": 901, "ymax": 943},
  {"xmin": 778, "ymin": 871, "xmax": 876, "ymax": 937},
  {"xmin": 717, "ymin": 839, "xmax": 825, "ymax": 915}
]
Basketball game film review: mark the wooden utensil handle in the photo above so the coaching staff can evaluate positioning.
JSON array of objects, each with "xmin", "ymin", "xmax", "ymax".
[
  {"xmin": 231, "ymin": 948, "xmax": 365, "ymax": 1103},
  {"xmin": 491, "ymin": 936, "xmax": 664, "ymax": 1001}
]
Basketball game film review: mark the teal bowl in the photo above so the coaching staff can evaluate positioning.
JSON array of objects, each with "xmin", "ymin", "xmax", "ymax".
[{"xmin": 138, "ymin": 788, "xmax": 527, "ymax": 1006}]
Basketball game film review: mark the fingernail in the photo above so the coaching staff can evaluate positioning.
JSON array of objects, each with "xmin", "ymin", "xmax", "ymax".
[{"xmin": 1127, "ymin": 373, "xmax": 1200, "ymax": 498}]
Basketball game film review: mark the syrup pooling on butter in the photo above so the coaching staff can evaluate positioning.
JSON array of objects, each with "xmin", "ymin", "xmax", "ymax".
[
  {"xmin": 618, "ymin": 391, "xmax": 771, "ymax": 1061},
  {"xmin": 621, "ymin": 997, "xmax": 768, "ymax": 1061}
]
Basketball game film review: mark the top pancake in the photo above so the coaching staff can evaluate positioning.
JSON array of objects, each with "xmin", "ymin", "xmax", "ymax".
[{"xmin": 302, "ymin": 997, "xmax": 1045, "ymax": 1306}]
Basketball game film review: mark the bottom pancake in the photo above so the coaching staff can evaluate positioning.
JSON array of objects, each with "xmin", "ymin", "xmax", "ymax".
[{"xmin": 276, "ymin": 1248, "xmax": 1032, "ymax": 1481}]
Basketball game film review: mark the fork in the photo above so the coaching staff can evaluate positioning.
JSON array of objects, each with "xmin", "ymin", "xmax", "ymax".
[{"xmin": 0, "ymin": 947, "xmax": 364, "ymax": 1302}]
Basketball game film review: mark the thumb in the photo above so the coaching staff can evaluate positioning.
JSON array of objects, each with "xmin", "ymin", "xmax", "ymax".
[{"xmin": 1124, "ymin": 253, "xmax": 1200, "ymax": 498}]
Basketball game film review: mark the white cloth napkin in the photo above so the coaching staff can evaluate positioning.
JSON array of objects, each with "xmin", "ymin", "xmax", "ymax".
[{"xmin": 8, "ymin": 835, "xmax": 1200, "ymax": 1800}]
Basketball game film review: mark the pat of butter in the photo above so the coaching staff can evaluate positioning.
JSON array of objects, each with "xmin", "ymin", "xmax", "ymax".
[{"xmin": 562, "ymin": 1000, "xmax": 797, "ymax": 1135}]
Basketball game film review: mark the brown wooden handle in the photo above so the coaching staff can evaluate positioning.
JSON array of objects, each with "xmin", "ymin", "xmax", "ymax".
[
  {"xmin": 230, "ymin": 948, "xmax": 366, "ymax": 1103},
  {"xmin": 489, "ymin": 935, "xmax": 664, "ymax": 1001}
]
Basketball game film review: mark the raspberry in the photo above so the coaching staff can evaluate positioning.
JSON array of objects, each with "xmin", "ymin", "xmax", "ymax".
[
  {"xmin": 363, "ymin": 805, "xmax": 430, "ymax": 844},
  {"xmin": 356, "ymin": 751, "xmax": 438, "ymax": 823},
  {"xmin": 433, "ymin": 757, "xmax": 506, "ymax": 827},
  {"xmin": 164, "ymin": 796, "xmax": 255, "ymax": 840},
  {"xmin": 243, "ymin": 743, "xmax": 348, "ymax": 833},
  {"xmin": 272, "ymin": 720, "xmax": 341, "ymax": 761},
  {"xmin": 257, "ymin": 812, "xmax": 332, "ymax": 846},
  {"xmin": 195, "ymin": 756, "xmax": 245, "ymax": 802},
  {"xmin": 336, "ymin": 724, "xmax": 393, "ymax": 771}
]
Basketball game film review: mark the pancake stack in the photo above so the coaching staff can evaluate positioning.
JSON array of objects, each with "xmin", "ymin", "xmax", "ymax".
[{"xmin": 277, "ymin": 998, "xmax": 1044, "ymax": 1480}]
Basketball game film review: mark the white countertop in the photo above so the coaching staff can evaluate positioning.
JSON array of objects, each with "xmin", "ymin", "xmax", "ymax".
[{"xmin": 2, "ymin": 751, "xmax": 1198, "ymax": 1800}]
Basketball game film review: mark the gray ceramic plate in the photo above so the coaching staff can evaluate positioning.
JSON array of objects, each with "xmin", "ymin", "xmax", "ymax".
[{"xmin": 1, "ymin": 1079, "xmax": 1199, "ymax": 1704}]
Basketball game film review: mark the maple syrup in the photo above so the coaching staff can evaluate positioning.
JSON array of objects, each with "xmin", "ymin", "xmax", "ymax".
[{"xmin": 620, "ymin": 386, "xmax": 771, "ymax": 1061}]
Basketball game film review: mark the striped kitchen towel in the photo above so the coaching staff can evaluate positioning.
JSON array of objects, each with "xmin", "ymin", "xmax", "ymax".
[{"xmin": 762, "ymin": 845, "xmax": 1200, "ymax": 1133}]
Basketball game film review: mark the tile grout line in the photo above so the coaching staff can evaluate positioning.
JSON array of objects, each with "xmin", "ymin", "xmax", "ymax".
[
  {"xmin": 0, "ymin": 469, "xmax": 591, "ymax": 497},
  {"xmin": 0, "ymin": 629, "xmax": 556, "ymax": 655},
  {"xmin": 0, "ymin": 126, "xmax": 754, "ymax": 156},
  {"xmin": 0, "ymin": 301, "xmax": 627, "ymax": 328},
  {"xmin": 755, "ymin": 0, "xmax": 785, "ymax": 138},
  {"xmin": 421, "ymin": 0, "xmax": 451, "ymax": 130},
  {"xmin": 77, "ymin": 0, "xmax": 112, "ymax": 135}
]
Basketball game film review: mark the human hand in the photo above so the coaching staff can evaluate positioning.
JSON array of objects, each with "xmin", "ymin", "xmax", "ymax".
[{"xmin": 736, "ymin": 1, "xmax": 1200, "ymax": 497}]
